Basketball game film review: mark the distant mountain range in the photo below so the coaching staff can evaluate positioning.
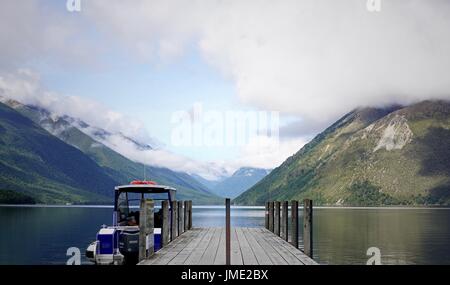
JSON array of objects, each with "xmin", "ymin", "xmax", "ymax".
[
  {"xmin": 194, "ymin": 167, "xmax": 271, "ymax": 198},
  {"xmin": 6, "ymin": 96, "xmax": 447, "ymax": 207},
  {"xmin": 0, "ymin": 98, "xmax": 222, "ymax": 205},
  {"xmin": 234, "ymin": 100, "xmax": 450, "ymax": 206}
]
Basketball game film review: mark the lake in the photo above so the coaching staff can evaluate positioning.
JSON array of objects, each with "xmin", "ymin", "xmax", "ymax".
[{"xmin": 0, "ymin": 205, "xmax": 449, "ymax": 265}]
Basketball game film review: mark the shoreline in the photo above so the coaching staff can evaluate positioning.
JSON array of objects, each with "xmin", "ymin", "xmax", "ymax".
[{"xmin": 1, "ymin": 204, "xmax": 450, "ymax": 210}]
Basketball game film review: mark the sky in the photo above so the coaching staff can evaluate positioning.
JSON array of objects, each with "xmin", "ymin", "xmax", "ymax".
[{"xmin": 1, "ymin": 0, "xmax": 450, "ymax": 179}]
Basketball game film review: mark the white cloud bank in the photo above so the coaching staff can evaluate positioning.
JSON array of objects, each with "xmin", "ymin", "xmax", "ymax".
[
  {"xmin": 2, "ymin": 0, "xmax": 449, "ymax": 122},
  {"xmin": 0, "ymin": 69, "xmax": 148, "ymax": 142},
  {"xmin": 83, "ymin": 0, "xmax": 450, "ymax": 122}
]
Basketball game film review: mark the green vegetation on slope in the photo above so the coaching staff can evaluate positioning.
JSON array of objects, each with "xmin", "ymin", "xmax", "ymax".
[
  {"xmin": 42, "ymin": 118, "xmax": 219, "ymax": 204},
  {"xmin": 2, "ymin": 101, "xmax": 221, "ymax": 204},
  {"xmin": 0, "ymin": 102, "xmax": 116, "ymax": 204},
  {"xmin": 345, "ymin": 181, "xmax": 399, "ymax": 206},
  {"xmin": 0, "ymin": 189, "xmax": 36, "ymax": 204},
  {"xmin": 234, "ymin": 101, "xmax": 450, "ymax": 206}
]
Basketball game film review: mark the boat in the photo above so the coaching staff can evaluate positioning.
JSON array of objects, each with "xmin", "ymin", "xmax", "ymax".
[{"xmin": 86, "ymin": 181, "xmax": 176, "ymax": 265}]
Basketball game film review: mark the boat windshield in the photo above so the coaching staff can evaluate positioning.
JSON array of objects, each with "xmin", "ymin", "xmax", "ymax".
[
  {"xmin": 115, "ymin": 188, "xmax": 174, "ymax": 226},
  {"xmin": 117, "ymin": 192, "xmax": 130, "ymax": 225}
]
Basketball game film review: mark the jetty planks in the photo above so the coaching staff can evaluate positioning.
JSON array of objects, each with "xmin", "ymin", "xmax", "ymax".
[{"xmin": 139, "ymin": 227, "xmax": 318, "ymax": 265}]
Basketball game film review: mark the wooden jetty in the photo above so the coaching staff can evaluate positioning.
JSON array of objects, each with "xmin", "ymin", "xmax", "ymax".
[{"xmin": 138, "ymin": 199, "xmax": 318, "ymax": 265}]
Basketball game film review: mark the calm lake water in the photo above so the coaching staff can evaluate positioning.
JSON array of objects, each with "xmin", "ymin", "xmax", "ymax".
[{"xmin": 0, "ymin": 205, "xmax": 449, "ymax": 265}]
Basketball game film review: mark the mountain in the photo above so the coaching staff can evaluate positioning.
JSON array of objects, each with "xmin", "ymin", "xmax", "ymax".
[
  {"xmin": 234, "ymin": 100, "xmax": 450, "ymax": 206},
  {"xmin": 0, "ymin": 99, "xmax": 221, "ymax": 204},
  {"xmin": 191, "ymin": 174, "xmax": 223, "ymax": 191},
  {"xmin": 0, "ymin": 102, "xmax": 117, "ymax": 204},
  {"xmin": 208, "ymin": 167, "xmax": 271, "ymax": 198}
]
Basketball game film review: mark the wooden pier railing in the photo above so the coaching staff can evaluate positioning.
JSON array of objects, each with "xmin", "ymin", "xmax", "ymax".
[
  {"xmin": 139, "ymin": 199, "xmax": 192, "ymax": 262},
  {"xmin": 265, "ymin": 199, "xmax": 313, "ymax": 258},
  {"xmin": 138, "ymin": 198, "xmax": 318, "ymax": 265}
]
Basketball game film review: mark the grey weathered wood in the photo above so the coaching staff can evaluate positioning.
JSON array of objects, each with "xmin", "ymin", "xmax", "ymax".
[
  {"xmin": 168, "ymin": 228, "xmax": 208, "ymax": 265},
  {"xmin": 139, "ymin": 199, "xmax": 154, "ymax": 262},
  {"xmin": 225, "ymin": 198, "xmax": 231, "ymax": 265},
  {"xmin": 139, "ymin": 227, "xmax": 316, "ymax": 265},
  {"xmin": 268, "ymin": 201, "xmax": 274, "ymax": 232},
  {"xmin": 252, "ymin": 226, "xmax": 287, "ymax": 265},
  {"xmin": 184, "ymin": 228, "xmax": 215, "ymax": 265},
  {"xmin": 258, "ymin": 228, "xmax": 303, "ymax": 265},
  {"xmin": 274, "ymin": 201, "xmax": 280, "ymax": 236},
  {"xmin": 235, "ymin": 227, "xmax": 257, "ymax": 265},
  {"xmin": 214, "ymin": 227, "xmax": 226, "ymax": 264},
  {"xmin": 230, "ymin": 226, "xmax": 243, "ymax": 265},
  {"xmin": 184, "ymin": 201, "xmax": 189, "ymax": 231},
  {"xmin": 290, "ymin": 200, "xmax": 299, "ymax": 248},
  {"xmin": 258, "ymin": 228, "xmax": 318, "ymax": 265},
  {"xmin": 265, "ymin": 202, "xmax": 269, "ymax": 229},
  {"xmin": 267, "ymin": 230, "xmax": 318, "ymax": 265},
  {"xmin": 242, "ymin": 228, "xmax": 273, "ymax": 265},
  {"xmin": 171, "ymin": 200, "xmax": 178, "ymax": 241},
  {"xmin": 145, "ymin": 228, "xmax": 204, "ymax": 265},
  {"xmin": 200, "ymin": 228, "xmax": 222, "ymax": 264},
  {"xmin": 138, "ymin": 200, "xmax": 146, "ymax": 262},
  {"xmin": 145, "ymin": 230, "xmax": 194, "ymax": 265},
  {"xmin": 303, "ymin": 199, "xmax": 313, "ymax": 258},
  {"xmin": 161, "ymin": 200, "xmax": 170, "ymax": 247},
  {"xmin": 281, "ymin": 201, "xmax": 288, "ymax": 241},
  {"xmin": 188, "ymin": 201, "xmax": 193, "ymax": 229},
  {"xmin": 178, "ymin": 201, "xmax": 184, "ymax": 235}
]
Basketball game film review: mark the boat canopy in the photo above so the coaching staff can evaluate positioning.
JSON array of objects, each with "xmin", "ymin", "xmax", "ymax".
[
  {"xmin": 115, "ymin": 184, "xmax": 176, "ymax": 202},
  {"xmin": 115, "ymin": 184, "xmax": 176, "ymax": 194}
]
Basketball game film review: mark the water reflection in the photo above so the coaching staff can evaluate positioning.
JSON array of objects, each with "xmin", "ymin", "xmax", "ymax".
[{"xmin": 0, "ymin": 206, "xmax": 449, "ymax": 265}]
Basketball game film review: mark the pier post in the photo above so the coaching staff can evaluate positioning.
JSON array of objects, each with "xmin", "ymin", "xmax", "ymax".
[
  {"xmin": 290, "ymin": 200, "xmax": 299, "ymax": 248},
  {"xmin": 184, "ymin": 201, "xmax": 189, "ymax": 232},
  {"xmin": 178, "ymin": 201, "xmax": 184, "ymax": 235},
  {"xmin": 225, "ymin": 198, "xmax": 231, "ymax": 265},
  {"xmin": 265, "ymin": 202, "xmax": 269, "ymax": 229},
  {"xmin": 188, "ymin": 201, "xmax": 193, "ymax": 229},
  {"xmin": 303, "ymin": 199, "xmax": 313, "ymax": 258},
  {"xmin": 274, "ymin": 201, "xmax": 281, "ymax": 236},
  {"xmin": 161, "ymin": 200, "xmax": 170, "ymax": 247},
  {"xmin": 281, "ymin": 201, "xmax": 288, "ymax": 241},
  {"xmin": 268, "ymin": 201, "xmax": 274, "ymax": 232},
  {"xmin": 171, "ymin": 200, "xmax": 178, "ymax": 241},
  {"xmin": 139, "ymin": 199, "xmax": 154, "ymax": 262}
]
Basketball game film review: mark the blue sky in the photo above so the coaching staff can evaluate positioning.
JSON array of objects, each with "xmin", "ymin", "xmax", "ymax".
[{"xmin": 35, "ymin": 47, "xmax": 252, "ymax": 162}]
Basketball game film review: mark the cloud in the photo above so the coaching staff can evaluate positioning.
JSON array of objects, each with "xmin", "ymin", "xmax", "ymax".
[
  {"xmin": 280, "ymin": 118, "xmax": 331, "ymax": 139},
  {"xmin": 0, "ymin": 69, "xmax": 150, "ymax": 143},
  {"xmin": 2, "ymin": 1, "xmax": 450, "ymax": 123},
  {"xmin": 231, "ymin": 135, "xmax": 308, "ymax": 171},
  {"xmin": 83, "ymin": 0, "xmax": 450, "ymax": 123},
  {"xmin": 88, "ymin": 129, "xmax": 230, "ymax": 180},
  {"xmin": 0, "ymin": 0, "xmax": 100, "ymax": 69}
]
